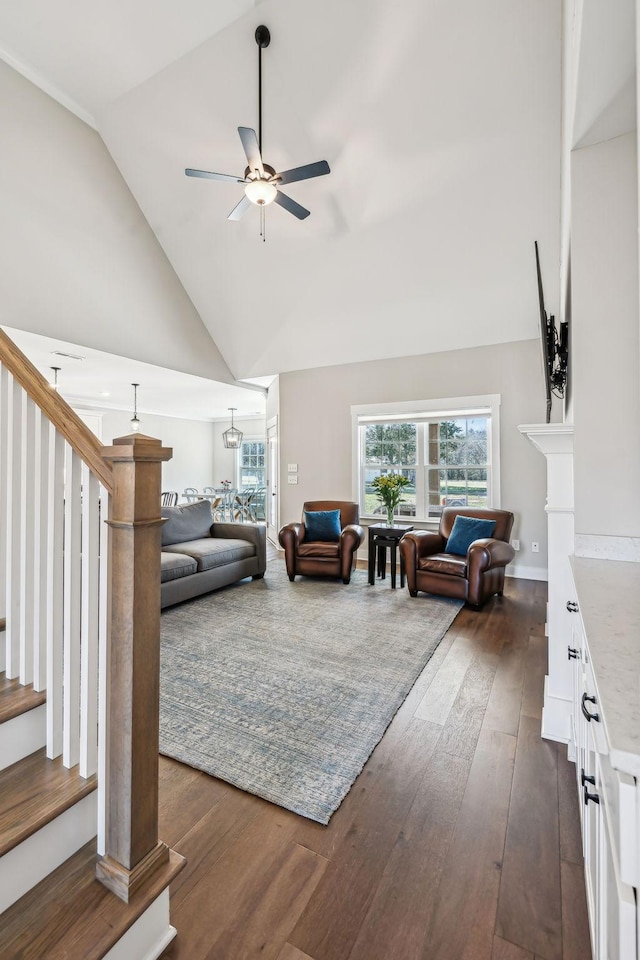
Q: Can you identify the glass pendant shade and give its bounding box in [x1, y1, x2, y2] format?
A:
[223, 407, 243, 449]
[130, 383, 142, 433]
[245, 178, 277, 205]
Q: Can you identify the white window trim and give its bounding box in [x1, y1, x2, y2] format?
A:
[351, 394, 501, 522]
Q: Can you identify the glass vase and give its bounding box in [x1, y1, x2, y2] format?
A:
[386, 505, 394, 527]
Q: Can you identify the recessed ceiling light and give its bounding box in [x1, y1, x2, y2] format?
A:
[100, 391, 111, 397]
[52, 350, 85, 361]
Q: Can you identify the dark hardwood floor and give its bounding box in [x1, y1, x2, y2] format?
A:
[159, 561, 591, 960]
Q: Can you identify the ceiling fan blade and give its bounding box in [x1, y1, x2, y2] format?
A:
[274, 190, 310, 220]
[228, 194, 253, 221]
[185, 168, 247, 184]
[238, 127, 264, 175]
[276, 160, 330, 186]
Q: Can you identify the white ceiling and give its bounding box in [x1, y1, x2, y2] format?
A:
[4, 325, 268, 422]
[0, 0, 258, 124]
[0, 0, 562, 382]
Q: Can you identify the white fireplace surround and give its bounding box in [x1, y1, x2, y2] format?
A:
[518, 423, 574, 744]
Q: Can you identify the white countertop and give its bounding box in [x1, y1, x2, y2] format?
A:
[570, 556, 640, 777]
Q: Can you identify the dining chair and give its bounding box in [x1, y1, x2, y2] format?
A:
[161, 491, 178, 507]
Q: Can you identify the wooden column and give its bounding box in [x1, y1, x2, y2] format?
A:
[95, 433, 173, 903]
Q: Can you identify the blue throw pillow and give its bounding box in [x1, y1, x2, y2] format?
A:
[446, 515, 496, 555]
[304, 509, 342, 542]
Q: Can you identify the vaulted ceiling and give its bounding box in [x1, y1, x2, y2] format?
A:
[0, 0, 562, 382]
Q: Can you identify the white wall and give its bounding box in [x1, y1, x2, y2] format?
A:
[277, 338, 549, 577]
[77, 407, 215, 496]
[0, 59, 233, 384]
[76, 410, 266, 497]
[571, 131, 640, 536]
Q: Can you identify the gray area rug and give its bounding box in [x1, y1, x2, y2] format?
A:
[159, 561, 463, 823]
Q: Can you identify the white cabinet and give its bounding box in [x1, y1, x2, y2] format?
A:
[566, 574, 638, 960]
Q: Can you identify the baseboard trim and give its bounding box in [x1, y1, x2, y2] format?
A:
[505, 564, 548, 581]
[541, 676, 571, 744]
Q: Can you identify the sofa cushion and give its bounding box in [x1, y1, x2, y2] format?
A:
[446, 515, 496, 556]
[298, 541, 341, 558]
[161, 552, 198, 583]
[419, 553, 467, 578]
[164, 538, 255, 572]
[162, 500, 213, 546]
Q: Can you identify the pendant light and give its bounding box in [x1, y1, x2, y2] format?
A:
[130, 383, 142, 433]
[223, 407, 243, 449]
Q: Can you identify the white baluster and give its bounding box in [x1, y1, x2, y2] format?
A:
[46, 429, 64, 759]
[34, 414, 50, 692]
[80, 465, 99, 779]
[6, 378, 22, 678]
[63, 444, 81, 768]
[20, 395, 36, 685]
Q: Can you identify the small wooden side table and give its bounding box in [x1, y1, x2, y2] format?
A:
[367, 524, 414, 589]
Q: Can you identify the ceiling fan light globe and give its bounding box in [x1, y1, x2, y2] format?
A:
[244, 179, 277, 206]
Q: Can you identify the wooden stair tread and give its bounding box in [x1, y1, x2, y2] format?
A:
[0, 840, 185, 960]
[0, 748, 96, 856]
[0, 672, 46, 723]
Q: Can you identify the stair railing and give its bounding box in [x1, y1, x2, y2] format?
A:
[0, 328, 180, 902]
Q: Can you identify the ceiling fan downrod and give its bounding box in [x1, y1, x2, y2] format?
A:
[255, 25, 270, 156]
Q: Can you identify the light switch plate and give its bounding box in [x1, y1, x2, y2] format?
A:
[288, 475, 298, 484]
[288, 463, 298, 472]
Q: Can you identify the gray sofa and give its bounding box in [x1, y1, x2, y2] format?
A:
[161, 499, 266, 608]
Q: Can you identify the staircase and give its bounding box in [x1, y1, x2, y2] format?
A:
[0, 331, 184, 959]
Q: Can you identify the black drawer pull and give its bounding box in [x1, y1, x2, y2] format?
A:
[566, 600, 579, 613]
[568, 646, 579, 660]
[581, 768, 595, 787]
[581, 693, 600, 723]
[584, 784, 600, 806]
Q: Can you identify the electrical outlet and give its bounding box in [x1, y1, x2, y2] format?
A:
[532, 541, 539, 553]
[287, 475, 298, 484]
[511, 539, 520, 551]
[287, 463, 298, 473]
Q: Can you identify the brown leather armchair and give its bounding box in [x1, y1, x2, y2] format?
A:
[399, 507, 515, 607]
[279, 500, 365, 584]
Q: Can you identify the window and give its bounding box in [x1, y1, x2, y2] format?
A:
[238, 439, 266, 488]
[353, 396, 500, 522]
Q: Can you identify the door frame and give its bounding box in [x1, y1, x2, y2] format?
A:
[266, 415, 279, 545]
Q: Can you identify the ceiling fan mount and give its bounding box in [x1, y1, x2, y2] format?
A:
[254, 24, 271, 49]
[185, 24, 330, 238]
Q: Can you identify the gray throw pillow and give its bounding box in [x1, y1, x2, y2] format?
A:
[162, 499, 213, 546]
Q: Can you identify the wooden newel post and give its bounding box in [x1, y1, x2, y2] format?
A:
[96, 433, 173, 903]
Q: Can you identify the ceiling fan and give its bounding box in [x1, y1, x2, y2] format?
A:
[185, 25, 330, 238]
